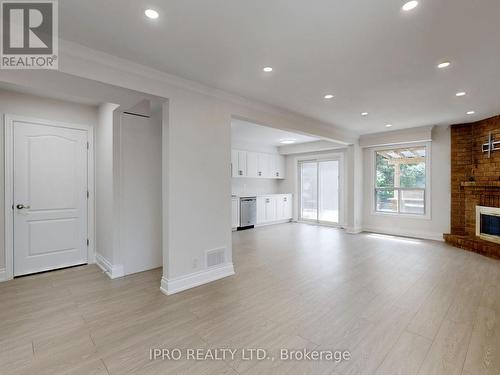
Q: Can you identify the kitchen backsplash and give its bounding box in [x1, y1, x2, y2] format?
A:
[232, 178, 283, 197]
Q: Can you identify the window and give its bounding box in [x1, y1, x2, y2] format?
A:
[375, 145, 427, 215]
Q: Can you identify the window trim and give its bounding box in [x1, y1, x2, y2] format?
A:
[370, 141, 432, 220]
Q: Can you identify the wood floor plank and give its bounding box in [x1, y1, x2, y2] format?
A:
[0, 223, 499, 375]
[417, 319, 472, 375]
[462, 306, 500, 375]
[374, 331, 432, 375]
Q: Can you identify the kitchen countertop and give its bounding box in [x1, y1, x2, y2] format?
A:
[232, 193, 292, 199]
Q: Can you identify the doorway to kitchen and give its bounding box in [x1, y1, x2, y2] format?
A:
[299, 158, 341, 225]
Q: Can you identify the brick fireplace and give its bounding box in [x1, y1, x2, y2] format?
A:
[444, 114, 500, 259]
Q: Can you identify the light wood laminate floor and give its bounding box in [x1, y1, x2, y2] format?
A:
[1, 223, 500, 375]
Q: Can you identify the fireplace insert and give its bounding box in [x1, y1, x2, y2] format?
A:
[476, 206, 500, 244]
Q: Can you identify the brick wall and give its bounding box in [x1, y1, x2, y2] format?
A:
[448, 114, 500, 258]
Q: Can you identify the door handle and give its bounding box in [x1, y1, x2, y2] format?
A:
[16, 204, 30, 210]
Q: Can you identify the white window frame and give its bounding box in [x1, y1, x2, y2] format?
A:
[370, 141, 431, 220]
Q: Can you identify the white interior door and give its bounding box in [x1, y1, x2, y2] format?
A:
[13, 120, 88, 276]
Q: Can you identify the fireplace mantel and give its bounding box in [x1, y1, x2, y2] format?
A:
[461, 181, 500, 189]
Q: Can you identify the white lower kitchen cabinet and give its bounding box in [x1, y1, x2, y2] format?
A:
[276, 194, 292, 221]
[256, 194, 292, 225]
[231, 197, 240, 230]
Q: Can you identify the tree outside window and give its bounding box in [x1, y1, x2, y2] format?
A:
[375, 146, 426, 215]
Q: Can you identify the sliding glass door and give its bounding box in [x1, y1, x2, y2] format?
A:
[299, 159, 340, 224]
[300, 162, 318, 220]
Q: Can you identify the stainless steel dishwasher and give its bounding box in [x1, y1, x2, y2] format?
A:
[239, 197, 256, 229]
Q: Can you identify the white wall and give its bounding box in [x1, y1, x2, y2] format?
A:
[96, 103, 119, 266]
[0, 89, 97, 272]
[0, 41, 359, 293]
[118, 112, 162, 275]
[362, 125, 450, 240]
[96, 104, 163, 278]
[163, 88, 233, 286]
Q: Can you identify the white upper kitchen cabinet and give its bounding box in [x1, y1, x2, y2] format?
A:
[257, 153, 271, 178]
[246, 152, 259, 178]
[231, 150, 238, 177]
[271, 154, 286, 179]
[277, 155, 286, 179]
[232, 149, 247, 177]
[231, 149, 285, 179]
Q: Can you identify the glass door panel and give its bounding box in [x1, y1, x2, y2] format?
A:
[318, 160, 339, 223]
[300, 162, 318, 220]
[299, 159, 340, 224]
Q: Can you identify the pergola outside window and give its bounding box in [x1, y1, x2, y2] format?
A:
[375, 146, 426, 215]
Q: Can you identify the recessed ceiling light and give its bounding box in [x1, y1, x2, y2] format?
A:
[402, 1, 419, 11]
[361, 112, 369, 116]
[280, 139, 297, 145]
[385, 124, 393, 128]
[466, 111, 475, 115]
[263, 67, 273, 73]
[324, 94, 335, 99]
[145, 9, 159, 19]
[437, 61, 451, 69]
[456, 91, 466, 97]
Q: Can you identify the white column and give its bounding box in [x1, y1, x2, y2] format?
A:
[345, 142, 363, 233]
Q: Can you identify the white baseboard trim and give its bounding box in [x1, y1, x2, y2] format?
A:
[255, 219, 292, 228]
[345, 226, 363, 234]
[362, 226, 444, 242]
[0, 268, 7, 282]
[96, 253, 125, 279]
[160, 263, 235, 295]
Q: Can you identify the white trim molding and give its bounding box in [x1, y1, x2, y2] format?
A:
[0, 268, 6, 282]
[96, 253, 125, 279]
[362, 226, 444, 242]
[345, 227, 363, 234]
[160, 263, 235, 295]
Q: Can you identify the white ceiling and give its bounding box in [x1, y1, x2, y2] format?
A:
[232, 119, 320, 147]
[59, 0, 500, 134]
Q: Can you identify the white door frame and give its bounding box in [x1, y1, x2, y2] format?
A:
[4, 114, 95, 281]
